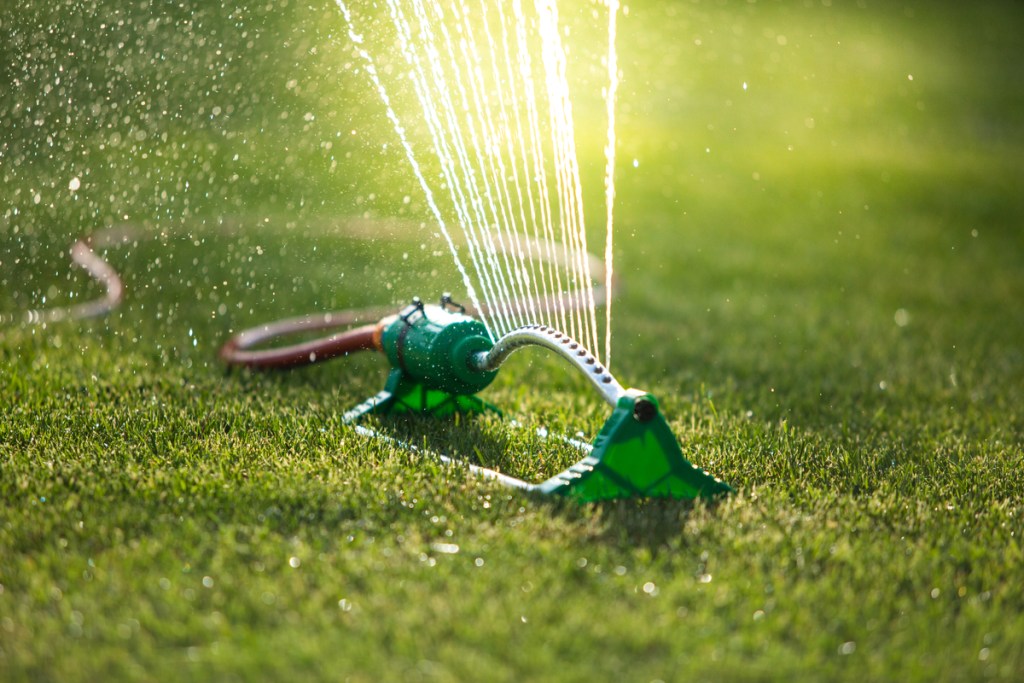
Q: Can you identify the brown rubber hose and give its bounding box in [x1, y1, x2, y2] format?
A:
[218, 310, 386, 370]
[1, 235, 126, 328]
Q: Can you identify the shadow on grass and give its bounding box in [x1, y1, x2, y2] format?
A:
[545, 495, 725, 552]
[372, 409, 588, 484]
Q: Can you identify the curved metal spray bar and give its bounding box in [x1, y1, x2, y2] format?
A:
[470, 325, 626, 407]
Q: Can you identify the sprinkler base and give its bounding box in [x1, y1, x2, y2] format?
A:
[341, 368, 497, 421]
[341, 369, 731, 503]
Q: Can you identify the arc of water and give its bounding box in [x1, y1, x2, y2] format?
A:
[407, 0, 510, 329]
[334, 0, 487, 331]
[371, 0, 495, 328]
[535, 0, 581, 345]
[489, 0, 550, 329]
[336, 0, 612, 357]
[534, 0, 599, 355]
[386, 0, 514, 334]
[427, 0, 531, 328]
[456, 1, 540, 326]
[510, 0, 570, 341]
[406, 0, 527, 333]
[604, 0, 619, 370]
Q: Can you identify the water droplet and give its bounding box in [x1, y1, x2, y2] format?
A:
[430, 543, 459, 555]
[68, 177, 81, 191]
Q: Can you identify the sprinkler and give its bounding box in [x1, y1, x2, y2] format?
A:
[221, 294, 733, 503]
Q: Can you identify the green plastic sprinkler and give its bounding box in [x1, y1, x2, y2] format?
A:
[338, 295, 733, 503]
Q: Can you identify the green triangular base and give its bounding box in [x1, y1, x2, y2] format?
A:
[377, 369, 497, 418]
[538, 392, 732, 502]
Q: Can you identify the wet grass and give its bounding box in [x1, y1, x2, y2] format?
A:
[2, 0, 1024, 681]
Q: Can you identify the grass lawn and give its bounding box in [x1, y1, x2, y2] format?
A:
[2, 0, 1023, 680]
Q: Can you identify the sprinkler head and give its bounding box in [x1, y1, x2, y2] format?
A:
[379, 296, 497, 395]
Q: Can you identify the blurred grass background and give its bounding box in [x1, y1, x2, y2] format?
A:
[2, 0, 1023, 681]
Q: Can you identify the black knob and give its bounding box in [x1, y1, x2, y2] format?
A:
[633, 398, 657, 423]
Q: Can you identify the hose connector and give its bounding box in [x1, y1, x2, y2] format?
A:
[379, 296, 497, 396]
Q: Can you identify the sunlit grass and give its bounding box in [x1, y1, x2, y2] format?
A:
[2, 1, 1023, 681]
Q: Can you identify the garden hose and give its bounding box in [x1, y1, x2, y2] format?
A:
[0, 230, 127, 327]
[217, 311, 381, 370]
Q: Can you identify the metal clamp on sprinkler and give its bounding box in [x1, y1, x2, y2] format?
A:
[295, 295, 732, 503]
